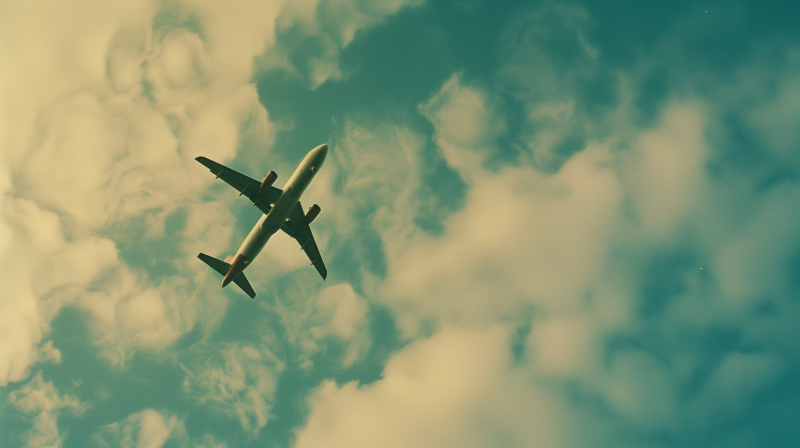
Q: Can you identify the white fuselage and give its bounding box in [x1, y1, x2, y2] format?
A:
[237, 144, 327, 263]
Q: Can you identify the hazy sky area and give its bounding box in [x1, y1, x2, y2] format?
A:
[2, 0, 799, 447]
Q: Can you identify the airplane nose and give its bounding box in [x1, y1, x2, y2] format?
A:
[314, 144, 328, 164]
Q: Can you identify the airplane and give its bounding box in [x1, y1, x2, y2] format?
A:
[195, 143, 328, 298]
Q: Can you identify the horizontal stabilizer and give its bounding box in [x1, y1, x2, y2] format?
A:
[232, 272, 256, 299]
[198, 253, 230, 275]
[198, 253, 256, 299]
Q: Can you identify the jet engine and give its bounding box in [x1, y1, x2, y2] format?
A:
[260, 171, 277, 191]
[305, 204, 321, 224]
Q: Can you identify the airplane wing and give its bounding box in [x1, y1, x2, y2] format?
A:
[195, 156, 282, 214]
[281, 202, 327, 280]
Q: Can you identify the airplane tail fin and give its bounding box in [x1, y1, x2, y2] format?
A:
[197, 253, 256, 299]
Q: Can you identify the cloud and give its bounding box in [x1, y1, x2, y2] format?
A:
[382, 139, 624, 329]
[0, 0, 281, 383]
[0, 0, 427, 387]
[1, 199, 119, 383]
[495, 4, 599, 173]
[621, 105, 708, 238]
[256, 0, 426, 88]
[3, 0, 799, 446]
[297, 4, 800, 444]
[330, 120, 425, 262]
[9, 371, 87, 448]
[295, 326, 612, 448]
[92, 408, 180, 448]
[689, 351, 785, 427]
[282, 118, 426, 288]
[418, 73, 506, 183]
[308, 283, 371, 368]
[183, 342, 285, 435]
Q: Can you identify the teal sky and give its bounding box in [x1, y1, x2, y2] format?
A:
[2, 0, 799, 447]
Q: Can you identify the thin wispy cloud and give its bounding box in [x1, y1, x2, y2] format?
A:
[2, 0, 798, 447]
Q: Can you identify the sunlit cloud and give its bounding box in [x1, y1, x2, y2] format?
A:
[92, 408, 181, 448]
[9, 371, 87, 448]
[2, 0, 798, 446]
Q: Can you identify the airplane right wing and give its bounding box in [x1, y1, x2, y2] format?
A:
[281, 202, 327, 280]
[196, 156, 282, 215]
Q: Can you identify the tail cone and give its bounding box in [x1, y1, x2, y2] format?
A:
[222, 254, 249, 287]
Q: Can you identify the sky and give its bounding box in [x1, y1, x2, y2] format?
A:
[1, 0, 799, 447]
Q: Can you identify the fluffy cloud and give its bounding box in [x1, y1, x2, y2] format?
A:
[330, 120, 425, 264]
[93, 408, 180, 448]
[1, 199, 119, 383]
[4, 0, 798, 446]
[297, 6, 800, 444]
[183, 342, 285, 434]
[278, 118, 426, 289]
[495, 4, 598, 173]
[296, 326, 611, 448]
[0, 0, 428, 388]
[9, 371, 87, 448]
[384, 140, 624, 327]
[307, 283, 371, 368]
[257, 0, 426, 87]
[0, 0, 279, 383]
[419, 73, 507, 183]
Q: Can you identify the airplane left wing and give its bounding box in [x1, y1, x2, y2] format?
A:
[196, 156, 282, 214]
[282, 202, 327, 280]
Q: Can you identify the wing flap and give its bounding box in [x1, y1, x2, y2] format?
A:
[195, 156, 282, 214]
[282, 203, 327, 280]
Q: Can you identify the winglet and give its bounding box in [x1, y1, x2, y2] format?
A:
[314, 260, 327, 280]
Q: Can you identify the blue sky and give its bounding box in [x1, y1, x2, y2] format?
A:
[1, 0, 799, 447]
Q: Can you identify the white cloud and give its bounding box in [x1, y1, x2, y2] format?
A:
[688, 351, 785, 433]
[77, 270, 209, 367]
[0, 0, 423, 386]
[599, 348, 679, 432]
[192, 433, 229, 448]
[9, 371, 87, 448]
[312, 284, 368, 340]
[308, 283, 371, 367]
[93, 408, 180, 448]
[3, 0, 798, 446]
[307, 15, 800, 443]
[296, 326, 611, 448]
[183, 342, 284, 434]
[713, 183, 800, 302]
[330, 120, 425, 263]
[0, 0, 283, 383]
[419, 73, 506, 183]
[0, 199, 120, 383]
[0, 0, 158, 165]
[255, 279, 374, 374]
[527, 315, 598, 376]
[621, 105, 709, 238]
[183, 0, 283, 84]
[382, 141, 623, 330]
[495, 4, 597, 172]
[257, 0, 426, 88]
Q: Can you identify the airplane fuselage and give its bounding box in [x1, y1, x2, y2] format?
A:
[222, 144, 327, 287]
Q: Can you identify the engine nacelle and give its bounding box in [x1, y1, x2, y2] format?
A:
[305, 204, 321, 224]
[260, 171, 277, 191]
